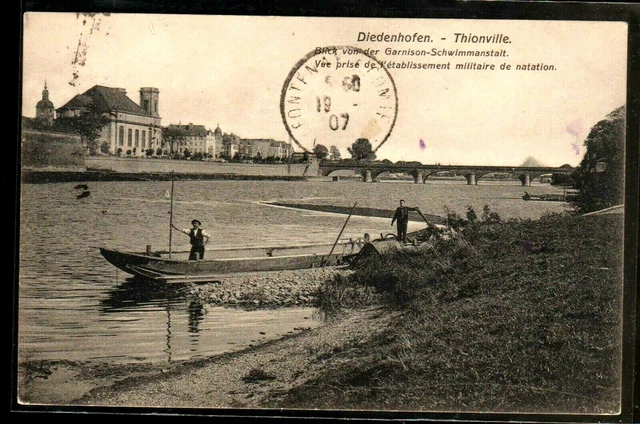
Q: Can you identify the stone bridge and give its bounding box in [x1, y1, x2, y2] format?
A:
[318, 161, 573, 186]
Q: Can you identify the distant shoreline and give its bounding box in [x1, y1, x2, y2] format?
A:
[21, 170, 307, 184]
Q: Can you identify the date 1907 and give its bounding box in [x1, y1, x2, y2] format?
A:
[280, 46, 398, 154]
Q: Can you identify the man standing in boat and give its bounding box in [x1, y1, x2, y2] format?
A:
[172, 219, 211, 260]
[391, 199, 420, 243]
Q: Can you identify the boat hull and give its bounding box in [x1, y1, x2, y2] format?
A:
[100, 245, 352, 283]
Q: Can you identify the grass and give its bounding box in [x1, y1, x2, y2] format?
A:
[276, 212, 624, 413]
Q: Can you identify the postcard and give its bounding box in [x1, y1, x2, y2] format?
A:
[16, 8, 637, 422]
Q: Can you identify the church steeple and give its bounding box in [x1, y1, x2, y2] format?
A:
[42, 81, 49, 100]
[36, 80, 55, 126]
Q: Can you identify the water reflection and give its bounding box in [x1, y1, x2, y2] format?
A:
[187, 301, 205, 355]
[188, 301, 205, 334]
[99, 278, 196, 362]
[99, 277, 183, 313]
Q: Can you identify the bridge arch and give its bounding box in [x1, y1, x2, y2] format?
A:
[420, 170, 465, 183]
[370, 170, 392, 181]
[324, 169, 360, 179]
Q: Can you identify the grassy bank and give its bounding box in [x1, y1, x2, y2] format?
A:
[271, 212, 624, 413]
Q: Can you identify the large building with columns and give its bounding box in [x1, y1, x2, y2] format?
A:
[56, 85, 162, 156]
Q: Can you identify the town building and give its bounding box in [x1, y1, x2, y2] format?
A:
[268, 140, 292, 159]
[220, 132, 241, 159]
[224, 141, 241, 159]
[166, 123, 215, 157]
[242, 138, 272, 159]
[56, 85, 162, 156]
[240, 138, 291, 160]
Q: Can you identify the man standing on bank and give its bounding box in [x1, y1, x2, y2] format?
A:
[391, 199, 419, 243]
[172, 219, 211, 260]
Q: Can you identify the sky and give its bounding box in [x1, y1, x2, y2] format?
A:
[21, 13, 628, 166]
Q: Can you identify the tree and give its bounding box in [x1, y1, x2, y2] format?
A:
[100, 141, 110, 154]
[569, 105, 625, 214]
[52, 104, 111, 155]
[348, 138, 376, 161]
[313, 144, 329, 159]
[161, 126, 188, 155]
[222, 132, 241, 149]
[329, 145, 341, 160]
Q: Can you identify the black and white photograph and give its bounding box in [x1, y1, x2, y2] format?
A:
[14, 2, 639, 422]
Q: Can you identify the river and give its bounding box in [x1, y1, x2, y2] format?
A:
[17, 179, 569, 366]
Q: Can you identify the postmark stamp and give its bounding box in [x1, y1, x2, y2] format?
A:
[280, 46, 398, 155]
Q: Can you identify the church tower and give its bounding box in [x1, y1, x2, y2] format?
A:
[214, 123, 223, 157]
[35, 81, 55, 126]
[139, 87, 160, 117]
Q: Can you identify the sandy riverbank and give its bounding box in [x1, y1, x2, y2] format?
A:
[18, 305, 393, 410]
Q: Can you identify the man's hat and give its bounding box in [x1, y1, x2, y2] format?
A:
[191, 219, 202, 226]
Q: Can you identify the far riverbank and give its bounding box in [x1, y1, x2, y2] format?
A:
[21, 169, 307, 184]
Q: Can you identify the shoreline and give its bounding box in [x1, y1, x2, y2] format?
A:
[21, 169, 308, 183]
[18, 306, 388, 408]
[17, 266, 354, 406]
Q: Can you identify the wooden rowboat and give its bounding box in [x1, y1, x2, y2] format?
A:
[522, 190, 577, 202]
[100, 242, 360, 284]
[100, 172, 364, 284]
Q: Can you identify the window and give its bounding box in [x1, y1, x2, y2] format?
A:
[119, 126, 124, 146]
[135, 130, 139, 148]
[142, 131, 146, 148]
[128, 129, 132, 147]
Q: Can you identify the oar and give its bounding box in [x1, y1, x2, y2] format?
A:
[169, 171, 175, 258]
[323, 202, 357, 266]
[415, 207, 433, 228]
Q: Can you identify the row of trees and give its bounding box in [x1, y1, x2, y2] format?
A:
[29, 105, 111, 155]
[313, 138, 376, 161]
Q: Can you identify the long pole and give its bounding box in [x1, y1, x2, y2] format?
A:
[169, 171, 175, 258]
[323, 202, 357, 266]
[415, 207, 433, 228]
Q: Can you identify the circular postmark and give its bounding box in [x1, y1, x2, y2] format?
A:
[280, 46, 398, 155]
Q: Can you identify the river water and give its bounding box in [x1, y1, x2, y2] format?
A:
[17, 179, 569, 366]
